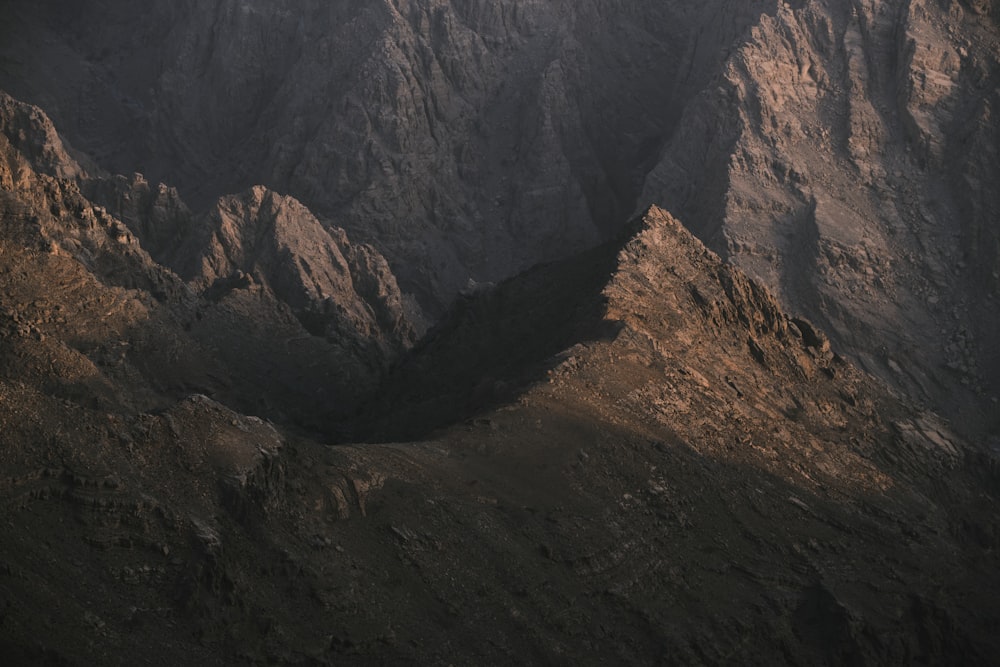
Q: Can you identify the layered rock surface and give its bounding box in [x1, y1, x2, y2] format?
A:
[1, 0, 1000, 662]
[0, 0, 710, 307]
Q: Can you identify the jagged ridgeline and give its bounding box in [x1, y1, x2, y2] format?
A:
[3, 0, 998, 437]
[2, 0, 1000, 663]
[2, 91, 1000, 663]
[0, 91, 415, 430]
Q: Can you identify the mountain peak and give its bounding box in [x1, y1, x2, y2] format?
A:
[0, 90, 85, 186]
[608, 204, 789, 342]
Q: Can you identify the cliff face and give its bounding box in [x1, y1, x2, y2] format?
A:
[4, 160, 998, 661]
[639, 0, 1000, 433]
[104, 181, 419, 361]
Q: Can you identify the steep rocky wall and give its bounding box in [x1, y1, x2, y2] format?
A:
[1, 0, 704, 309]
[3, 90, 1000, 667]
[639, 0, 1000, 435]
[171, 185, 417, 358]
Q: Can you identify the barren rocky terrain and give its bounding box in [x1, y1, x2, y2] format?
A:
[1, 0, 1000, 664]
[3, 0, 997, 437]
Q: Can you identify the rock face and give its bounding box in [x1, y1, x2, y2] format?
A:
[0, 91, 88, 183]
[81, 171, 422, 352]
[0, 0, 688, 308]
[638, 0, 1000, 434]
[2, 0, 1000, 662]
[0, 90, 412, 427]
[182, 187, 415, 353]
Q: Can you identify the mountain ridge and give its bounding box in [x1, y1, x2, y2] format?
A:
[3, 0, 996, 436]
[3, 146, 997, 658]
[638, 0, 1000, 435]
[0, 90, 412, 426]
[2, 1, 1000, 661]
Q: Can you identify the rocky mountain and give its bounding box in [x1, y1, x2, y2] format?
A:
[1, 0, 813, 310]
[2, 0, 1000, 663]
[639, 0, 1000, 436]
[2, 133, 999, 658]
[0, 90, 413, 428]
[2, 0, 997, 437]
[86, 176, 420, 362]
[0, 0, 681, 309]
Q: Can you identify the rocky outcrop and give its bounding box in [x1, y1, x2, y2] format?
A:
[2, 6, 1000, 662]
[83, 172, 420, 358]
[0, 91, 187, 304]
[82, 172, 194, 265]
[3, 97, 1000, 662]
[170, 186, 417, 359]
[334, 205, 1000, 663]
[0, 91, 406, 427]
[0, 90, 87, 183]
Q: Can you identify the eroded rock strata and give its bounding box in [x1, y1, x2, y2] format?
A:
[640, 0, 1000, 435]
